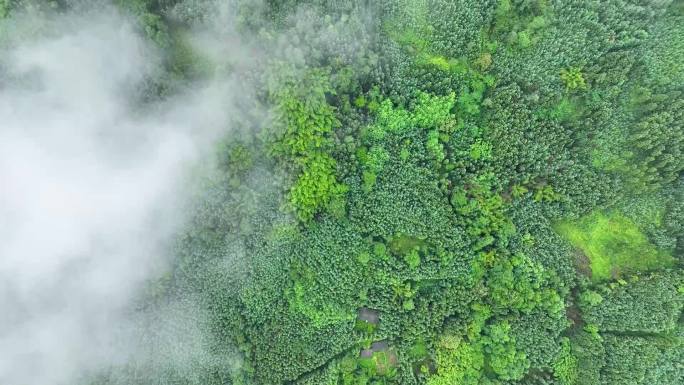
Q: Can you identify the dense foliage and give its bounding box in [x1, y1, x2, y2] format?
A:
[7, 0, 680, 384]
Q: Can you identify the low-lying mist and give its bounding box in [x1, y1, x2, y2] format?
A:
[0, 5, 248, 384]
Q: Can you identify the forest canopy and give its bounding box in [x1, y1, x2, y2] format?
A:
[1, 1, 683, 385]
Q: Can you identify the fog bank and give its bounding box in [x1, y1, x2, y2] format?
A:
[0, 7, 240, 384]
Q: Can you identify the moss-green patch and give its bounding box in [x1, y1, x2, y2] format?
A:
[422, 55, 451, 71]
[388, 235, 428, 256]
[554, 211, 674, 281]
[390, 27, 431, 53]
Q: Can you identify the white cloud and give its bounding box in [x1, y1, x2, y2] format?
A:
[0, 7, 239, 384]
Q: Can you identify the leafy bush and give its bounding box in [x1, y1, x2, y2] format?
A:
[289, 153, 348, 222]
[482, 320, 530, 381]
[427, 335, 483, 385]
[560, 67, 586, 90]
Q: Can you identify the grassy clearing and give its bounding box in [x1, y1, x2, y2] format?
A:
[554, 211, 674, 281]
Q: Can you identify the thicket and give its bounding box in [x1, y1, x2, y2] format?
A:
[13, 0, 679, 384]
